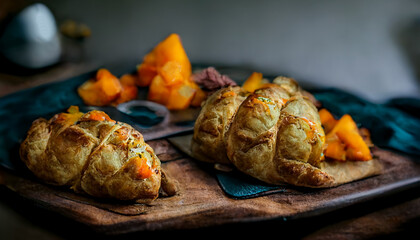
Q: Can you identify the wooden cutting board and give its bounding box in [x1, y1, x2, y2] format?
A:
[1, 138, 419, 234]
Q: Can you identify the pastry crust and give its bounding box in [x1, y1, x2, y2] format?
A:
[20, 108, 173, 201]
[192, 77, 382, 188]
[191, 86, 248, 164]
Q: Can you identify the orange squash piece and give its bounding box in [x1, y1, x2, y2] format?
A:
[77, 80, 97, 104]
[242, 72, 263, 92]
[112, 74, 139, 106]
[116, 85, 138, 104]
[154, 33, 191, 79]
[78, 69, 122, 106]
[136, 63, 157, 87]
[159, 61, 184, 86]
[96, 68, 115, 80]
[326, 114, 356, 139]
[134, 33, 210, 110]
[324, 137, 346, 161]
[327, 114, 372, 161]
[137, 33, 192, 88]
[166, 82, 196, 110]
[345, 146, 370, 162]
[336, 130, 372, 161]
[148, 75, 171, 106]
[320, 109, 373, 162]
[190, 86, 207, 107]
[143, 49, 157, 65]
[137, 48, 158, 86]
[319, 108, 338, 133]
[119, 73, 137, 86]
[136, 34, 197, 110]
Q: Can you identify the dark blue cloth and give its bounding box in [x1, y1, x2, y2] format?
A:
[0, 71, 90, 170]
[216, 170, 287, 199]
[312, 88, 420, 158]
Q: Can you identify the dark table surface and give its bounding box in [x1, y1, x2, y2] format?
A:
[2, 179, 420, 240]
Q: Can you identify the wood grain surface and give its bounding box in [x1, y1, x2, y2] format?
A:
[1, 138, 419, 235]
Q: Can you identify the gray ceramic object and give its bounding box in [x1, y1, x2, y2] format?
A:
[0, 3, 61, 69]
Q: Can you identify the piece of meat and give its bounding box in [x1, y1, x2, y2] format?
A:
[192, 67, 237, 91]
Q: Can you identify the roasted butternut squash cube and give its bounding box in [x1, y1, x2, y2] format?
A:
[78, 69, 122, 106]
[96, 68, 115, 80]
[147, 75, 170, 105]
[324, 138, 346, 161]
[166, 83, 196, 110]
[154, 33, 191, 79]
[137, 33, 192, 88]
[143, 50, 157, 65]
[159, 61, 184, 86]
[136, 33, 196, 109]
[137, 63, 157, 87]
[337, 130, 372, 161]
[319, 108, 338, 134]
[242, 72, 263, 92]
[327, 114, 372, 161]
[119, 73, 138, 86]
[112, 74, 138, 106]
[326, 114, 357, 139]
[190, 86, 207, 107]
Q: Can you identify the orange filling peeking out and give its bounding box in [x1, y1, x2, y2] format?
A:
[221, 91, 236, 98]
[132, 155, 153, 180]
[301, 117, 320, 143]
[55, 106, 84, 124]
[249, 96, 277, 116]
[81, 110, 116, 123]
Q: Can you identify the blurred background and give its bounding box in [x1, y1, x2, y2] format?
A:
[0, 0, 419, 102]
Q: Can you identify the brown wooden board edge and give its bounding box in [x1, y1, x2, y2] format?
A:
[2, 164, 420, 235]
[2, 143, 420, 234]
[282, 176, 420, 221]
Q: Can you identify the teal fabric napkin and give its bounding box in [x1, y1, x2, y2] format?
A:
[312, 88, 420, 158]
[216, 170, 287, 198]
[0, 71, 90, 171]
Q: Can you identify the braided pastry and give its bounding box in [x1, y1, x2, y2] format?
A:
[192, 77, 381, 187]
[20, 106, 176, 201]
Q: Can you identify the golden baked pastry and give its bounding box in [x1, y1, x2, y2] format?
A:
[20, 106, 176, 201]
[192, 77, 382, 188]
[191, 86, 248, 164]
